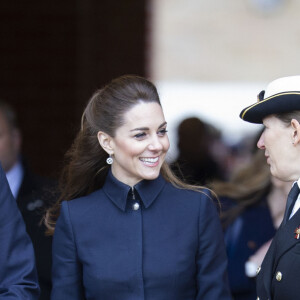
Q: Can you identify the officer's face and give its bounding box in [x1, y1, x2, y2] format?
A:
[108, 102, 170, 187]
[257, 115, 296, 182]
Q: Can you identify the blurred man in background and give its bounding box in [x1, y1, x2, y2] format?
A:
[0, 100, 53, 300]
[0, 162, 40, 298]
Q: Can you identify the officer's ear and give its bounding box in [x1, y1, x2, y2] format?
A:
[291, 119, 300, 145]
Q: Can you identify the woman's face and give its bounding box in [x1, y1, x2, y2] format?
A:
[257, 115, 295, 181]
[109, 101, 170, 187]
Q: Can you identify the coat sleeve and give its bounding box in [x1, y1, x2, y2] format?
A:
[0, 164, 40, 299]
[51, 200, 84, 299]
[195, 192, 232, 300]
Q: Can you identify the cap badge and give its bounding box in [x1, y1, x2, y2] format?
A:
[257, 90, 265, 102]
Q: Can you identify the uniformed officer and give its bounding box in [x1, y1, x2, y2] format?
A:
[240, 75, 300, 300]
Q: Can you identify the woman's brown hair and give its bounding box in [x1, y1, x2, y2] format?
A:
[212, 148, 271, 229]
[45, 75, 209, 235]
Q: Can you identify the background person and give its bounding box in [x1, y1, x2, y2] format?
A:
[212, 148, 291, 300]
[46, 75, 231, 300]
[240, 75, 300, 300]
[0, 163, 40, 298]
[171, 117, 225, 185]
[0, 100, 53, 300]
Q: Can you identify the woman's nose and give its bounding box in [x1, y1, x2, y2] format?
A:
[148, 136, 163, 151]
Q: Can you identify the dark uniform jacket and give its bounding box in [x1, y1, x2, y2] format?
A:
[16, 161, 54, 300]
[256, 207, 300, 299]
[0, 163, 40, 298]
[51, 170, 232, 300]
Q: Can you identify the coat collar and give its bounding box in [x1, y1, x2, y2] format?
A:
[102, 169, 166, 211]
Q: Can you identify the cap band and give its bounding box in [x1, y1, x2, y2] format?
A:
[241, 91, 300, 120]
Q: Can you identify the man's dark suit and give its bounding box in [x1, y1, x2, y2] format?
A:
[15, 162, 53, 300]
[0, 163, 40, 298]
[256, 208, 300, 299]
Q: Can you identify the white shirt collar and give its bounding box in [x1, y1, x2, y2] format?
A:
[6, 160, 24, 199]
[289, 179, 300, 219]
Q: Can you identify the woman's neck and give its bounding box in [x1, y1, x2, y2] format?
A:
[267, 185, 290, 229]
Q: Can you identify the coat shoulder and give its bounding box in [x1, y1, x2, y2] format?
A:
[163, 182, 218, 210]
[62, 189, 104, 209]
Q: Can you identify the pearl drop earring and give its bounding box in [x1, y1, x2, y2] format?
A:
[106, 154, 113, 165]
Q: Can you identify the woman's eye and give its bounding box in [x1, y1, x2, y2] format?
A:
[134, 132, 146, 139]
[158, 129, 168, 136]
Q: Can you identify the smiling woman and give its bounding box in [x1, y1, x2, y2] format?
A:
[97, 102, 170, 186]
[45, 75, 231, 300]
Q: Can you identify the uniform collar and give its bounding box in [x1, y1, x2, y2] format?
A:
[5, 160, 24, 199]
[102, 169, 166, 211]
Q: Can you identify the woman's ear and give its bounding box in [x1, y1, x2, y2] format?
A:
[97, 131, 114, 154]
[291, 119, 300, 145]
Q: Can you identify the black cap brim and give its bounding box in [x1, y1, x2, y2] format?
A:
[240, 92, 300, 124]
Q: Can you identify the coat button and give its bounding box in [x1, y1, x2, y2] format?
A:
[276, 271, 282, 281]
[256, 266, 261, 275]
[132, 202, 140, 210]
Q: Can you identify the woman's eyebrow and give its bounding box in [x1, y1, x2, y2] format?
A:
[158, 121, 167, 129]
[130, 122, 167, 132]
[130, 127, 149, 132]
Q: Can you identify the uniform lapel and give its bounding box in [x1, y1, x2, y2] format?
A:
[257, 210, 300, 299]
[273, 208, 300, 271]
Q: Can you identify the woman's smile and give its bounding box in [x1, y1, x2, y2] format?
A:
[139, 156, 160, 167]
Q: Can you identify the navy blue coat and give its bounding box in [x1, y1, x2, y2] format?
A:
[0, 163, 40, 299]
[51, 170, 231, 300]
[16, 161, 54, 300]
